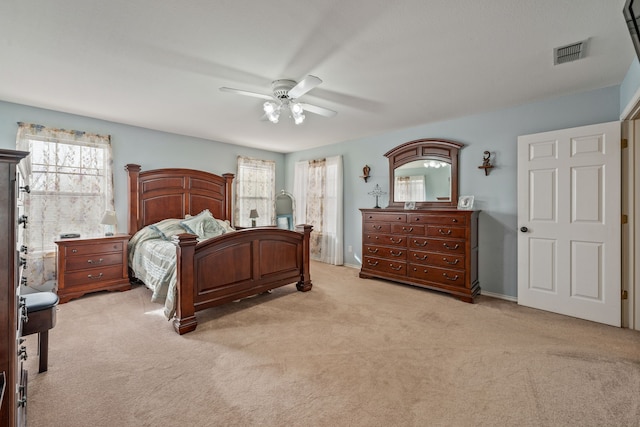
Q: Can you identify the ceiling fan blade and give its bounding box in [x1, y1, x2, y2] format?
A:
[219, 87, 273, 101]
[287, 75, 322, 99]
[298, 103, 337, 118]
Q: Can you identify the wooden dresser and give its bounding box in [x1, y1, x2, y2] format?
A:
[360, 208, 479, 302]
[55, 235, 131, 303]
[0, 149, 29, 427]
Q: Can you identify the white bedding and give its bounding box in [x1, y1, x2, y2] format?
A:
[128, 212, 234, 319]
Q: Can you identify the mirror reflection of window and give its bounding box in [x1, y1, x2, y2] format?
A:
[394, 176, 425, 201]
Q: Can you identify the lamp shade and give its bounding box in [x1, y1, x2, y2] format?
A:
[249, 209, 259, 219]
[100, 210, 118, 225]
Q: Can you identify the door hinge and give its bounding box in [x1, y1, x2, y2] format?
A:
[622, 290, 628, 300]
[622, 138, 628, 149]
[622, 214, 628, 224]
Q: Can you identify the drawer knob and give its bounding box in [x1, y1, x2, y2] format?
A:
[72, 249, 78, 253]
[443, 243, 459, 250]
[88, 273, 104, 279]
[452, 218, 458, 223]
[373, 225, 382, 230]
[443, 257, 459, 265]
[367, 248, 379, 253]
[390, 250, 403, 257]
[389, 237, 403, 244]
[87, 258, 104, 264]
[389, 264, 402, 271]
[438, 228, 452, 235]
[367, 260, 379, 266]
[402, 227, 414, 232]
[413, 240, 427, 247]
[413, 254, 428, 260]
[443, 273, 459, 281]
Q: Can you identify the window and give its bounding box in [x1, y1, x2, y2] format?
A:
[16, 122, 114, 288]
[234, 156, 275, 227]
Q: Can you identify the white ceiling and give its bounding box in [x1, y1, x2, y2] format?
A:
[1, 0, 635, 153]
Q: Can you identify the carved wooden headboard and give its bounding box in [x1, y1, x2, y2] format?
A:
[125, 164, 234, 235]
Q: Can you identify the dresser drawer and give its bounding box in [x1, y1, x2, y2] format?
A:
[408, 250, 465, 268]
[63, 264, 126, 287]
[364, 244, 407, 260]
[64, 241, 124, 257]
[363, 256, 406, 275]
[363, 212, 407, 223]
[426, 225, 466, 239]
[391, 224, 426, 235]
[363, 223, 391, 233]
[65, 252, 123, 272]
[408, 214, 466, 225]
[363, 233, 407, 247]
[408, 264, 466, 287]
[408, 237, 466, 255]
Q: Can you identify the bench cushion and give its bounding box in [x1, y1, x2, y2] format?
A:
[24, 292, 59, 313]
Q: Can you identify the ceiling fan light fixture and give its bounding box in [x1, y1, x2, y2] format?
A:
[290, 102, 305, 125]
[263, 101, 280, 123]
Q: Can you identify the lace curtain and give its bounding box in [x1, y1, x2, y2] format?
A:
[15, 122, 114, 289]
[234, 156, 275, 227]
[293, 155, 343, 265]
[394, 175, 425, 201]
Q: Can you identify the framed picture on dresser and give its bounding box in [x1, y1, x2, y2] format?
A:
[457, 195, 474, 210]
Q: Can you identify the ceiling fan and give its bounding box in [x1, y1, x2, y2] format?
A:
[220, 75, 337, 125]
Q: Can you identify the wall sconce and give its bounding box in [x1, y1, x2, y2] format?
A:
[478, 151, 494, 176]
[361, 165, 371, 182]
[100, 210, 117, 236]
[249, 209, 259, 227]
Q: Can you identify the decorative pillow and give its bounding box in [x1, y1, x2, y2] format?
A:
[149, 218, 186, 240]
[215, 219, 235, 233]
[180, 209, 225, 240]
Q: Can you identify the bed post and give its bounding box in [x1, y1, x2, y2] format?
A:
[296, 224, 313, 292]
[222, 173, 234, 225]
[125, 164, 141, 235]
[172, 233, 199, 335]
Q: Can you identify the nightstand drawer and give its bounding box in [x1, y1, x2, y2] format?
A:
[63, 264, 126, 287]
[65, 252, 123, 272]
[63, 241, 124, 257]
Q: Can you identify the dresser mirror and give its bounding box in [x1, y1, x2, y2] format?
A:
[275, 190, 295, 230]
[385, 138, 463, 208]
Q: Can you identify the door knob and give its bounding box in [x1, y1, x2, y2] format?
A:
[520, 226, 528, 233]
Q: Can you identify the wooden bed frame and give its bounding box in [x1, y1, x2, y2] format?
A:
[125, 164, 312, 335]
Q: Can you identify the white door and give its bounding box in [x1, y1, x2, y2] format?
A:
[517, 121, 621, 326]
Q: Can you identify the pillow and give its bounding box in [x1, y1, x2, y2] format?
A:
[149, 218, 186, 240]
[216, 219, 235, 233]
[180, 209, 225, 240]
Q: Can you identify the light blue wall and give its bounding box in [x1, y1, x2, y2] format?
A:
[284, 85, 621, 298]
[0, 101, 286, 233]
[621, 58, 640, 114]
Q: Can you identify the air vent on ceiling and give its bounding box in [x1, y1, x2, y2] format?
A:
[554, 39, 588, 65]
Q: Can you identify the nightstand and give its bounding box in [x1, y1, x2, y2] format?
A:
[55, 234, 131, 303]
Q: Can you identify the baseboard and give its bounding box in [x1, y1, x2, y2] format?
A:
[343, 263, 360, 269]
[481, 290, 517, 302]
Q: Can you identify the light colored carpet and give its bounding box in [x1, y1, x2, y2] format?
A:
[24, 261, 640, 426]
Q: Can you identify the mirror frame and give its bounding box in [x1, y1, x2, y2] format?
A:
[385, 138, 464, 209]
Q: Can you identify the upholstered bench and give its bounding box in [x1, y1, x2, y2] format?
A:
[22, 292, 59, 373]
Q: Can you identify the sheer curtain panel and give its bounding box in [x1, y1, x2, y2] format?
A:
[293, 155, 343, 265]
[15, 122, 114, 289]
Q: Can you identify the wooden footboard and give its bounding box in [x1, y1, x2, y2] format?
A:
[171, 225, 312, 334]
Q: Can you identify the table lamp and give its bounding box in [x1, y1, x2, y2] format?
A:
[249, 209, 259, 227]
[100, 210, 117, 236]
